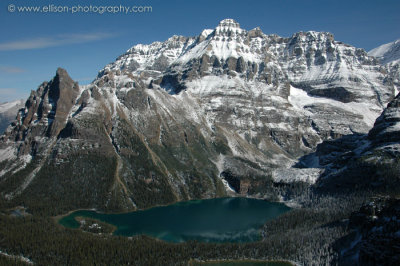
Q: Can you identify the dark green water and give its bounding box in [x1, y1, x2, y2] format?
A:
[59, 197, 290, 243]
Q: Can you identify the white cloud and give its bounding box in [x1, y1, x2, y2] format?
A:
[0, 32, 115, 51]
[0, 66, 26, 74]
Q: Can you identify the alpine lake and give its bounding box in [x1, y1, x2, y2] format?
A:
[59, 197, 290, 243]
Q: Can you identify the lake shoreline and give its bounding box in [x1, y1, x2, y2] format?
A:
[54, 195, 298, 240]
[54, 194, 298, 221]
[53, 208, 98, 223]
[58, 197, 291, 243]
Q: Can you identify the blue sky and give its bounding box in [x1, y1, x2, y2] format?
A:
[1, 0, 399, 102]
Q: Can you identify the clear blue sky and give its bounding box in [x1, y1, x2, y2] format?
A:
[1, 0, 399, 102]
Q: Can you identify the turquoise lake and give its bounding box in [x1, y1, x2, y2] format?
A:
[59, 197, 290, 243]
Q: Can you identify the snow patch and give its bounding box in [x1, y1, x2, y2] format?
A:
[288, 86, 381, 127]
[0, 99, 24, 113]
[11, 154, 32, 174]
[272, 168, 323, 184]
[0, 146, 17, 162]
[221, 178, 236, 193]
[0, 250, 33, 264]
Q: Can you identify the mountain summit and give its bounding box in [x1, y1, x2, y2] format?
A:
[0, 19, 397, 214]
[215, 18, 243, 34]
[369, 39, 400, 65]
[369, 39, 400, 96]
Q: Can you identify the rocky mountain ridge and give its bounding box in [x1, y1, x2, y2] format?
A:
[0, 19, 398, 214]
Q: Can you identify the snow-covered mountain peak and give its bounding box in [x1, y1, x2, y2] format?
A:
[95, 19, 393, 110]
[214, 18, 244, 36]
[369, 39, 400, 96]
[216, 18, 241, 29]
[174, 19, 264, 65]
[97, 34, 196, 78]
[369, 39, 400, 65]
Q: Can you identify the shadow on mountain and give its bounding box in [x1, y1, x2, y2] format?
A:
[294, 133, 366, 170]
[294, 133, 400, 195]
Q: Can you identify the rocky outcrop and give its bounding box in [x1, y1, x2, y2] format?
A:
[1, 68, 80, 156]
[46, 68, 80, 136]
[368, 92, 400, 144]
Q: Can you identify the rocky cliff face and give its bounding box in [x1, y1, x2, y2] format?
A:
[2, 68, 80, 152]
[0, 19, 397, 214]
[369, 92, 400, 144]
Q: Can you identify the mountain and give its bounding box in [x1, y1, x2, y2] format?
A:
[369, 39, 400, 65]
[0, 19, 396, 215]
[0, 99, 24, 134]
[305, 91, 400, 193]
[369, 39, 400, 98]
[302, 40, 400, 192]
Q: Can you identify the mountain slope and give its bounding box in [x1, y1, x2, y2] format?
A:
[314, 92, 400, 193]
[0, 19, 396, 214]
[369, 39, 400, 96]
[0, 99, 24, 134]
[369, 39, 400, 65]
